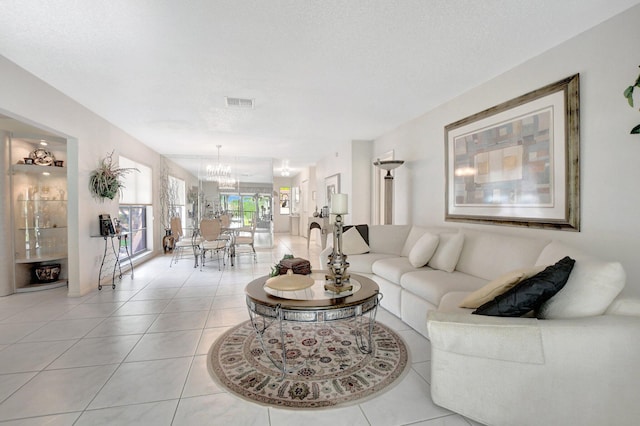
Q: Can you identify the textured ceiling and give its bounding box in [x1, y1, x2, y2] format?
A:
[1, 0, 639, 182]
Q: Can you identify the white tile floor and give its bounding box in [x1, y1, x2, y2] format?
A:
[0, 234, 482, 426]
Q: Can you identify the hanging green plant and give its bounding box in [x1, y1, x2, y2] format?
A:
[623, 65, 640, 134]
[89, 151, 138, 201]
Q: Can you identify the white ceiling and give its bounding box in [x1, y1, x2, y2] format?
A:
[1, 0, 639, 182]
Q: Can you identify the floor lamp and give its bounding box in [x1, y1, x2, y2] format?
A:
[373, 159, 404, 225]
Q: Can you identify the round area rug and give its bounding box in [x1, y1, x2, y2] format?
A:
[208, 319, 409, 409]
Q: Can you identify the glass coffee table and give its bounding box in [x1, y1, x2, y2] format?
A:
[245, 271, 382, 377]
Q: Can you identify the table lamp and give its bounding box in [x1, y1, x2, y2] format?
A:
[325, 193, 352, 293]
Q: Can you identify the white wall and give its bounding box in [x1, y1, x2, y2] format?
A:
[316, 149, 349, 211]
[373, 5, 640, 297]
[351, 140, 373, 225]
[292, 166, 316, 238]
[0, 56, 195, 296]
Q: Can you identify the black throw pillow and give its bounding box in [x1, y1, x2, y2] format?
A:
[342, 224, 369, 245]
[473, 256, 575, 317]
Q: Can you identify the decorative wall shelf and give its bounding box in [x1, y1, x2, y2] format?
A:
[9, 133, 69, 293]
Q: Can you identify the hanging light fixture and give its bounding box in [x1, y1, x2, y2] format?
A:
[217, 174, 237, 190]
[206, 145, 232, 183]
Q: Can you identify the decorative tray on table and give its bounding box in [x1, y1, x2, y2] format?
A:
[263, 272, 361, 300]
[265, 270, 314, 291]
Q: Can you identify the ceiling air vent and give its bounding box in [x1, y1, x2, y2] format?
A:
[225, 97, 255, 109]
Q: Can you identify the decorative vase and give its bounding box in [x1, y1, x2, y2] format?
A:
[162, 233, 175, 253]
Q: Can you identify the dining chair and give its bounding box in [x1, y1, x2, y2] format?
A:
[218, 214, 233, 243]
[199, 218, 227, 271]
[231, 216, 257, 264]
[219, 214, 231, 229]
[170, 217, 200, 268]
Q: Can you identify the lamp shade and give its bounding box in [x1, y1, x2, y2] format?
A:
[373, 159, 404, 171]
[331, 193, 348, 214]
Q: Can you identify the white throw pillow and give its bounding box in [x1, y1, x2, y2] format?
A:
[459, 265, 546, 309]
[341, 226, 370, 255]
[428, 232, 464, 273]
[538, 260, 626, 319]
[408, 232, 439, 268]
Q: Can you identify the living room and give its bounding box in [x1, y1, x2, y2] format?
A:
[1, 4, 639, 299]
[0, 3, 639, 425]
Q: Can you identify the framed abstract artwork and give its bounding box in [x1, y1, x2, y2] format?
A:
[324, 174, 340, 206]
[445, 74, 580, 231]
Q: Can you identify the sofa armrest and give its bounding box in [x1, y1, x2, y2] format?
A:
[428, 311, 640, 425]
[428, 310, 640, 364]
[606, 297, 640, 316]
[427, 311, 544, 363]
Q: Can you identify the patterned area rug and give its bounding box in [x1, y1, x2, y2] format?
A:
[208, 319, 409, 409]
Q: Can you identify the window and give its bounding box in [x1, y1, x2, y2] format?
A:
[242, 195, 257, 226]
[219, 193, 271, 228]
[119, 157, 152, 205]
[224, 194, 241, 223]
[118, 156, 152, 259]
[118, 206, 147, 258]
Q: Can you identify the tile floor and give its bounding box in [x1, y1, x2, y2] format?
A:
[0, 234, 482, 426]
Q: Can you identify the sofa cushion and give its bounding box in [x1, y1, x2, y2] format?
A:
[428, 232, 464, 273]
[459, 265, 546, 309]
[438, 292, 475, 314]
[343, 252, 397, 274]
[368, 225, 412, 255]
[372, 257, 417, 284]
[399, 226, 451, 256]
[538, 260, 625, 319]
[401, 269, 487, 306]
[342, 225, 370, 255]
[456, 229, 550, 281]
[473, 256, 575, 317]
[535, 240, 593, 265]
[408, 232, 439, 267]
[400, 226, 430, 257]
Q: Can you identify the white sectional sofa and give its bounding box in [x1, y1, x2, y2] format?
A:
[320, 224, 640, 425]
[321, 225, 555, 336]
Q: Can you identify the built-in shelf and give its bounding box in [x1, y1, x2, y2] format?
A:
[15, 280, 67, 293]
[17, 226, 68, 231]
[12, 163, 67, 175]
[10, 133, 68, 292]
[16, 198, 67, 201]
[15, 253, 68, 263]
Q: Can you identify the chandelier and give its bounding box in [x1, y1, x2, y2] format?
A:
[217, 174, 237, 190]
[206, 145, 234, 187]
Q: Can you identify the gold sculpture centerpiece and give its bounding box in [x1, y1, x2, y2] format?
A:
[325, 193, 352, 294]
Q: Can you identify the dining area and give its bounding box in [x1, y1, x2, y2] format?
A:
[169, 213, 258, 271]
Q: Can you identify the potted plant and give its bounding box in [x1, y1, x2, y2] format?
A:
[623, 65, 640, 134]
[158, 158, 179, 234]
[89, 151, 137, 201]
